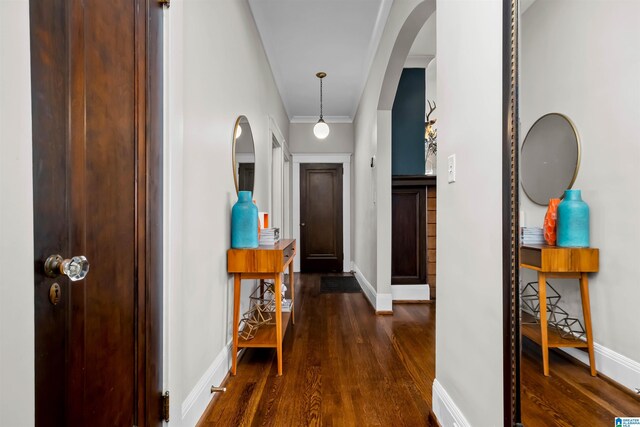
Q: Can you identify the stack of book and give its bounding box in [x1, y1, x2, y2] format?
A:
[259, 227, 280, 245]
[521, 227, 545, 245]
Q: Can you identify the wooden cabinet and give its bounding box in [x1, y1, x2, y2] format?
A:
[520, 244, 599, 376]
[227, 239, 296, 376]
[391, 176, 436, 287]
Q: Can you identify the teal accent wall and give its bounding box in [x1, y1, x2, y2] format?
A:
[392, 68, 425, 175]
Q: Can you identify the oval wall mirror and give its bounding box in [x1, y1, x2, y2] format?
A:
[521, 113, 581, 205]
[232, 115, 255, 194]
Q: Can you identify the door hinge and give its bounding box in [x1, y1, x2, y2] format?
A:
[162, 391, 170, 422]
[159, 0, 170, 8]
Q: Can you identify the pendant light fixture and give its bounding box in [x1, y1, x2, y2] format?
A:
[313, 72, 330, 140]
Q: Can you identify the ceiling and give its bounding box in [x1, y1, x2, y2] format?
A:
[249, 0, 393, 122]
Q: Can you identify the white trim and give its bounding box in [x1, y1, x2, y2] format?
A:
[269, 115, 287, 150]
[290, 115, 354, 124]
[292, 153, 352, 273]
[404, 54, 435, 68]
[352, 262, 393, 312]
[560, 343, 640, 394]
[181, 341, 233, 426]
[432, 379, 471, 427]
[391, 284, 430, 301]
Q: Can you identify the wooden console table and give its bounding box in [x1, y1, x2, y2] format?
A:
[227, 239, 296, 376]
[520, 245, 599, 376]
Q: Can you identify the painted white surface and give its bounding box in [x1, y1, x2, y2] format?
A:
[352, 0, 435, 300]
[0, 1, 35, 424]
[391, 285, 430, 301]
[289, 123, 354, 154]
[352, 262, 393, 312]
[180, 341, 234, 426]
[435, 0, 504, 425]
[292, 153, 351, 273]
[432, 379, 471, 427]
[249, 0, 392, 120]
[409, 12, 436, 57]
[520, 0, 640, 374]
[165, 0, 290, 423]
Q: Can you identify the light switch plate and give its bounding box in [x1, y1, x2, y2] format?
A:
[447, 154, 456, 183]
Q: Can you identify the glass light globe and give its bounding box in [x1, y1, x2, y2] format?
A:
[313, 119, 330, 139]
[235, 124, 242, 138]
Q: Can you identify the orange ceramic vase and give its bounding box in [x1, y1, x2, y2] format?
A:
[543, 198, 561, 245]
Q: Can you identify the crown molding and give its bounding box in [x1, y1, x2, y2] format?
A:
[290, 116, 353, 124]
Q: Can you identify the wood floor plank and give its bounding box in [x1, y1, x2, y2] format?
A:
[521, 338, 640, 426]
[198, 273, 639, 427]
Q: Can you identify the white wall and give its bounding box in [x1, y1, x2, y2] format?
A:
[521, 0, 640, 367]
[0, 0, 35, 424]
[352, 0, 426, 302]
[434, 0, 504, 425]
[289, 122, 354, 154]
[165, 0, 290, 424]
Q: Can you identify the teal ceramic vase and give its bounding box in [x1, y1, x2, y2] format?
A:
[231, 191, 259, 248]
[557, 189, 589, 248]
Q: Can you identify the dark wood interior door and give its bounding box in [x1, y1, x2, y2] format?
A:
[391, 186, 427, 284]
[239, 163, 255, 193]
[300, 163, 343, 272]
[30, 0, 163, 426]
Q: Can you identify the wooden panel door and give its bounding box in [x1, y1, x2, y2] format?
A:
[391, 187, 426, 284]
[30, 0, 163, 426]
[239, 163, 255, 193]
[300, 163, 343, 272]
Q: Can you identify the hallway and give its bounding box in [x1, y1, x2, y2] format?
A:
[199, 274, 436, 426]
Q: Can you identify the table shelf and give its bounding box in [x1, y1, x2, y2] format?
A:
[238, 312, 291, 348]
[521, 312, 588, 349]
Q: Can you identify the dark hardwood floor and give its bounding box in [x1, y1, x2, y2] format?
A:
[521, 338, 640, 426]
[198, 273, 640, 426]
[199, 273, 435, 426]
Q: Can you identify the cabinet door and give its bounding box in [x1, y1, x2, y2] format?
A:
[392, 187, 426, 284]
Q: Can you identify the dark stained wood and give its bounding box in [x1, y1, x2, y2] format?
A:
[391, 187, 427, 284]
[144, 0, 165, 424]
[300, 164, 344, 272]
[427, 185, 437, 297]
[198, 273, 639, 426]
[238, 163, 255, 193]
[198, 273, 435, 426]
[521, 338, 640, 426]
[30, 0, 163, 425]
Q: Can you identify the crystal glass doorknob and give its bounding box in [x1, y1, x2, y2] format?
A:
[45, 254, 90, 281]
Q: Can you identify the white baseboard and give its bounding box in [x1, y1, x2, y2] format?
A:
[352, 262, 393, 312]
[561, 343, 640, 394]
[391, 284, 430, 301]
[432, 379, 471, 427]
[181, 341, 233, 426]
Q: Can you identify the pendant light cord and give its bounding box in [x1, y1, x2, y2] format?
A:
[319, 77, 324, 120]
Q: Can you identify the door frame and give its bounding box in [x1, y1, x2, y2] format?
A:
[293, 153, 351, 272]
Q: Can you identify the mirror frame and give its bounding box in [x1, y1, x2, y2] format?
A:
[502, 0, 521, 425]
[520, 112, 582, 206]
[231, 115, 255, 195]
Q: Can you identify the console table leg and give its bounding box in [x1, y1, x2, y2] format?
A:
[538, 272, 550, 376]
[580, 273, 597, 376]
[232, 273, 241, 375]
[275, 273, 283, 376]
[289, 261, 295, 325]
